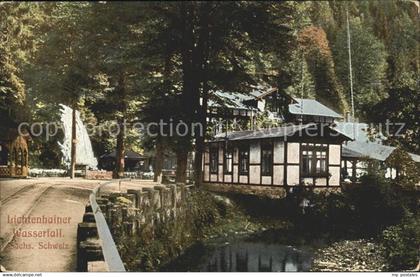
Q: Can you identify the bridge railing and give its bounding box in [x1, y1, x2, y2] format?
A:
[90, 180, 127, 272]
[77, 179, 192, 272]
[77, 179, 129, 272]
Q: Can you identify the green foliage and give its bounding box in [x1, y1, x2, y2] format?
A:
[343, 174, 408, 235]
[371, 86, 420, 154]
[117, 191, 228, 271]
[298, 26, 349, 113]
[285, 172, 417, 238]
[385, 148, 420, 188]
[28, 3, 92, 106]
[332, 19, 387, 117]
[380, 212, 420, 271]
[116, 190, 264, 271]
[0, 3, 44, 121]
[254, 111, 281, 129]
[2, 1, 418, 175]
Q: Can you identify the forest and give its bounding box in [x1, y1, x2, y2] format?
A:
[1, 1, 419, 182]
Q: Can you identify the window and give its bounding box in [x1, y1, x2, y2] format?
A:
[261, 142, 273, 176]
[301, 143, 328, 176]
[239, 146, 249, 175]
[210, 147, 218, 174]
[224, 148, 233, 174]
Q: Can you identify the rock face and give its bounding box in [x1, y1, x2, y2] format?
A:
[311, 240, 386, 272]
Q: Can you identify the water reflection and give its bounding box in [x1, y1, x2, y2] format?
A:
[163, 240, 313, 272]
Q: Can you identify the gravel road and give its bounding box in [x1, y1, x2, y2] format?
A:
[0, 177, 156, 272]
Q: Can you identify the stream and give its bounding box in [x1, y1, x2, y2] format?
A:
[162, 236, 314, 272]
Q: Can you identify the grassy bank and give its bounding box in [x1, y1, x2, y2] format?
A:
[116, 190, 265, 271]
[116, 173, 419, 272]
[224, 173, 419, 271]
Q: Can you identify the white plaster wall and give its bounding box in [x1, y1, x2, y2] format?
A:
[302, 178, 313, 186]
[385, 168, 397, 179]
[250, 141, 260, 164]
[204, 165, 209, 182]
[204, 148, 209, 163]
[224, 174, 232, 183]
[233, 165, 238, 183]
[315, 178, 327, 186]
[249, 165, 260, 184]
[287, 165, 300, 185]
[233, 148, 238, 164]
[329, 166, 340, 186]
[210, 174, 218, 182]
[239, 175, 248, 184]
[218, 146, 224, 163]
[329, 144, 341, 165]
[218, 165, 223, 181]
[287, 143, 300, 164]
[273, 165, 284, 185]
[273, 141, 284, 164]
[257, 99, 265, 111]
[262, 176, 271, 185]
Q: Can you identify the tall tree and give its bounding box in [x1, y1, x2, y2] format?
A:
[298, 26, 349, 113]
[332, 19, 387, 118]
[371, 86, 420, 155]
[29, 3, 92, 178]
[84, 2, 147, 178]
[0, 3, 43, 123]
[141, 2, 295, 185]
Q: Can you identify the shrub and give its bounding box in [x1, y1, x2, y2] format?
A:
[385, 148, 420, 189]
[380, 212, 420, 271]
[343, 173, 408, 235]
[288, 172, 417, 237]
[117, 190, 230, 271]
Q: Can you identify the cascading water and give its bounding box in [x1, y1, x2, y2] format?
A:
[58, 104, 98, 169]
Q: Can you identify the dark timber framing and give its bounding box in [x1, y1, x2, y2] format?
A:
[202, 124, 351, 190]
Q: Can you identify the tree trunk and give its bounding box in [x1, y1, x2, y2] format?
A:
[153, 137, 164, 183]
[175, 4, 194, 184]
[70, 104, 77, 179]
[175, 147, 188, 183]
[113, 118, 125, 179]
[113, 73, 126, 179]
[194, 79, 208, 187]
[193, 4, 210, 187]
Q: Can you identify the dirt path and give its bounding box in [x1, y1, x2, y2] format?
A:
[0, 179, 97, 271]
[0, 178, 157, 271]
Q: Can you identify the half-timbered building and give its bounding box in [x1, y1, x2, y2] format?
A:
[202, 123, 352, 196]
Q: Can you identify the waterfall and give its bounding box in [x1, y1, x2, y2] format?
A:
[58, 104, 98, 169]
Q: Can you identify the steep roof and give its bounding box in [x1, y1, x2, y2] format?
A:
[208, 90, 256, 111]
[342, 142, 420, 163]
[336, 122, 420, 163]
[289, 99, 343, 119]
[249, 86, 279, 100]
[100, 150, 144, 160]
[343, 141, 395, 161]
[334, 122, 386, 142]
[212, 123, 352, 142]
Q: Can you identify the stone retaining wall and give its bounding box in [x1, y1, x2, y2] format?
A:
[202, 183, 288, 199]
[76, 183, 192, 272]
[203, 183, 342, 199]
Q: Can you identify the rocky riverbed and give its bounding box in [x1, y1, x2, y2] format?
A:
[311, 239, 387, 272]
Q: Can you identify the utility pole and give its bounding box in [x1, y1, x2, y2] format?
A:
[300, 52, 305, 124]
[346, 8, 356, 138]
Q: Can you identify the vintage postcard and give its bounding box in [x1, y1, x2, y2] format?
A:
[0, 1, 419, 276]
